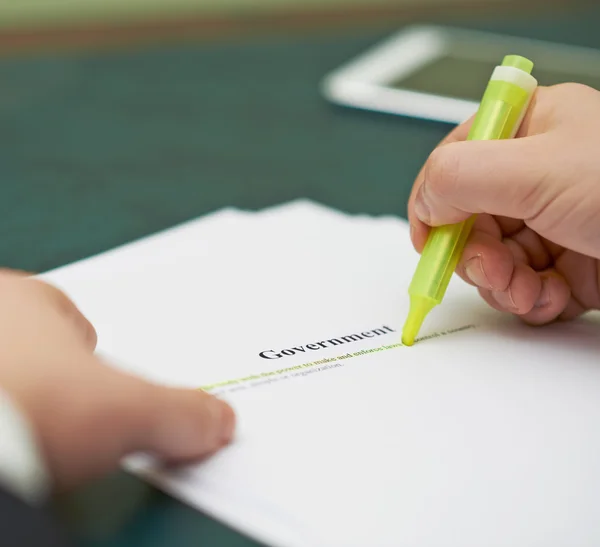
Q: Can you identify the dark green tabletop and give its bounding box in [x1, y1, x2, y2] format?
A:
[1, 4, 599, 546]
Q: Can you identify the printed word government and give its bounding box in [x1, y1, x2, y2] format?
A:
[258, 325, 396, 360]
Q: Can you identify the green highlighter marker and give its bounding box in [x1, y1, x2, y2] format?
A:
[402, 55, 538, 346]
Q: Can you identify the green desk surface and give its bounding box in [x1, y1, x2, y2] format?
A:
[1, 5, 599, 546]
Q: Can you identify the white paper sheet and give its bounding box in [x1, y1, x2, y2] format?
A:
[42, 201, 600, 547]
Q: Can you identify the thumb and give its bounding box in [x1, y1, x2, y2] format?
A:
[413, 136, 553, 226]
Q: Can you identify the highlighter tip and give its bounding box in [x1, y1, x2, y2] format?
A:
[402, 295, 436, 346]
[401, 327, 416, 347]
[402, 322, 421, 346]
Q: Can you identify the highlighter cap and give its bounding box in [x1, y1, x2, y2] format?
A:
[501, 55, 534, 74]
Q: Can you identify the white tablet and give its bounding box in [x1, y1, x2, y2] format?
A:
[321, 25, 600, 124]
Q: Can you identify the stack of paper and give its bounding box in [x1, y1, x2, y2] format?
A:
[42, 201, 600, 547]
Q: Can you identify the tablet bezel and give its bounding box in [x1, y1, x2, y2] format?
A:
[321, 25, 600, 124]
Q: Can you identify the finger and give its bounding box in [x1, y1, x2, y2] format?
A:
[457, 231, 514, 291]
[47, 363, 236, 489]
[408, 117, 474, 252]
[519, 270, 571, 325]
[412, 134, 558, 227]
[28, 279, 98, 351]
[472, 213, 503, 240]
[558, 297, 587, 322]
[109, 371, 235, 463]
[495, 216, 525, 237]
[488, 262, 542, 315]
[135, 385, 236, 464]
[506, 226, 553, 271]
[555, 252, 600, 311]
[540, 236, 565, 261]
[478, 287, 508, 315]
[503, 238, 529, 264]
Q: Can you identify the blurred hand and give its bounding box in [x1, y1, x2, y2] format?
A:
[409, 83, 600, 324]
[0, 270, 235, 490]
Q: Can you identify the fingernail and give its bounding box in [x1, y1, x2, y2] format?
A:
[491, 288, 518, 312]
[464, 256, 492, 289]
[414, 185, 430, 224]
[534, 278, 551, 308]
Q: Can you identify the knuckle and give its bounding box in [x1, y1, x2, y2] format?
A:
[550, 82, 597, 101]
[534, 83, 599, 128]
